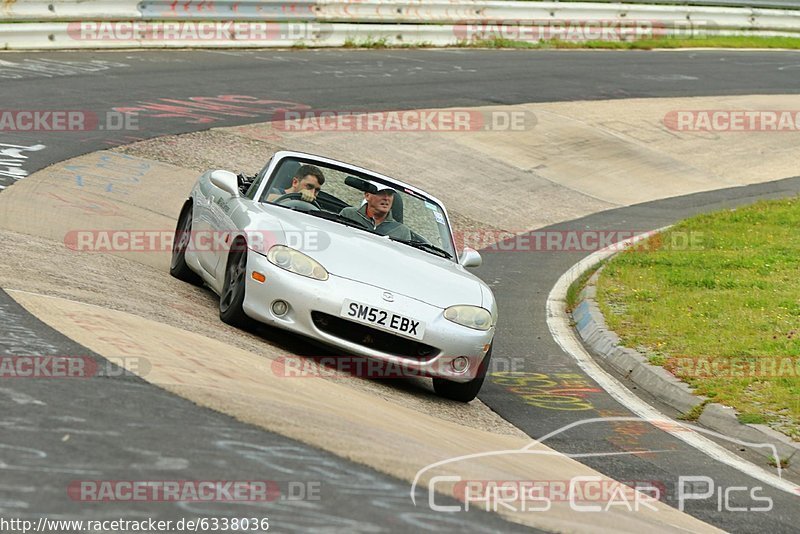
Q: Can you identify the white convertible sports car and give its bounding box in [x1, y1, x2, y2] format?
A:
[170, 151, 497, 402]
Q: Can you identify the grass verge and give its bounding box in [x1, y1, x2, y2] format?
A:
[342, 37, 435, 49]
[302, 35, 800, 50]
[595, 197, 800, 441]
[460, 36, 800, 50]
[343, 36, 390, 49]
[566, 260, 606, 313]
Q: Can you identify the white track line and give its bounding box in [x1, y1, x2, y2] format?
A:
[546, 229, 800, 497]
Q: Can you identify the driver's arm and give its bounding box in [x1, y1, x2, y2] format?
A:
[379, 222, 412, 241]
[297, 188, 316, 203]
[265, 186, 285, 203]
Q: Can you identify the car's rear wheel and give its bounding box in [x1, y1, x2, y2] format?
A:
[170, 203, 203, 285]
[220, 240, 250, 327]
[432, 344, 493, 403]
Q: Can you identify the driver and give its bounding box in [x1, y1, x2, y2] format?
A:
[266, 164, 325, 203]
[339, 182, 412, 240]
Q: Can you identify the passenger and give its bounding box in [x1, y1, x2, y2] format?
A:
[339, 181, 412, 240]
[267, 164, 325, 203]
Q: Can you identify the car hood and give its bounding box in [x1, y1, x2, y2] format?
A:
[252, 206, 484, 309]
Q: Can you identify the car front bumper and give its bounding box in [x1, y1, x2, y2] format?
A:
[242, 250, 494, 382]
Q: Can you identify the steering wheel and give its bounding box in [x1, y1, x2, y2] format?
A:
[274, 192, 321, 210]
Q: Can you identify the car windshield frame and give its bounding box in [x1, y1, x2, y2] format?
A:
[259, 155, 458, 261]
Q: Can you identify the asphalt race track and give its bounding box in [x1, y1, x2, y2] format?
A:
[2, 49, 800, 532]
[3, 49, 800, 186]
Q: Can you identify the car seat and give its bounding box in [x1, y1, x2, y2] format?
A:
[267, 160, 301, 198]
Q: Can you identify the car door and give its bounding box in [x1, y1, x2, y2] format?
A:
[207, 158, 276, 287]
[210, 191, 252, 288]
[191, 175, 219, 276]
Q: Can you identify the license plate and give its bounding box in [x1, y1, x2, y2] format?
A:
[341, 300, 426, 341]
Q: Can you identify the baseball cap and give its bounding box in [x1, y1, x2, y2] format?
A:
[367, 180, 395, 194]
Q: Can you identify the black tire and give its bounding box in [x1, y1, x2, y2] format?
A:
[219, 240, 251, 327]
[432, 344, 493, 403]
[170, 203, 203, 285]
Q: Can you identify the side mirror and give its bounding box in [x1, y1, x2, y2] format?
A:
[210, 170, 240, 197]
[459, 247, 482, 268]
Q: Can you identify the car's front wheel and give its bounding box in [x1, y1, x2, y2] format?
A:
[170, 203, 203, 285]
[432, 344, 493, 403]
[219, 241, 250, 327]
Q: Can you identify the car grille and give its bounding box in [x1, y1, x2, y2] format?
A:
[311, 312, 440, 361]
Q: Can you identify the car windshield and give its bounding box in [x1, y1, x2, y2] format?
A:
[260, 157, 456, 259]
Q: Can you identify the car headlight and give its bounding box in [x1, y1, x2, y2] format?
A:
[444, 305, 493, 331]
[267, 245, 328, 281]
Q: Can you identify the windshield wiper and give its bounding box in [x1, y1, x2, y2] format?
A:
[389, 237, 453, 260]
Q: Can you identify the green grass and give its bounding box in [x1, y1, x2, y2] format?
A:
[738, 413, 768, 425]
[321, 35, 800, 51]
[596, 197, 800, 441]
[566, 260, 605, 312]
[461, 36, 800, 50]
[343, 36, 390, 49]
[677, 401, 709, 422]
[769, 456, 791, 469]
[342, 37, 435, 49]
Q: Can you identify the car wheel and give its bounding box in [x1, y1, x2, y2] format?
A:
[170, 203, 203, 285]
[432, 344, 493, 403]
[219, 241, 250, 327]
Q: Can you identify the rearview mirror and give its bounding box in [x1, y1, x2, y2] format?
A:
[459, 247, 482, 268]
[344, 175, 373, 193]
[210, 170, 240, 197]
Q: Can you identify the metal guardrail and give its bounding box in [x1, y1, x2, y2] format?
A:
[0, 1, 140, 21]
[138, 0, 318, 21]
[312, 0, 800, 32]
[5, 21, 799, 50]
[3, 1, 800, 22]
[136, 1, 800, 21]
[2, 1, 800, 50]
